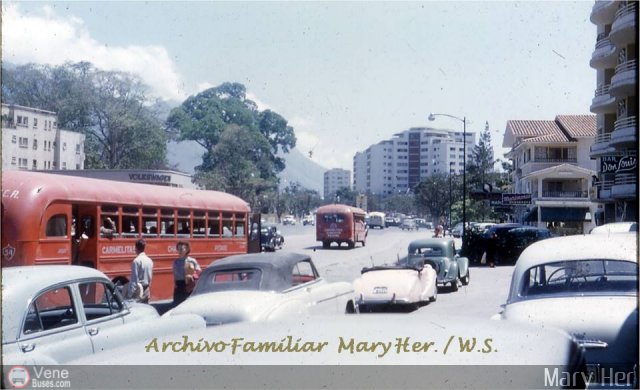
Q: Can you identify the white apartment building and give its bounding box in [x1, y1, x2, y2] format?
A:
[353, 127, 475, 198]
[589, 0, 637, 224]
[503, 115, 598, 235]
[2, 104, 85, 171]
[324, 168, 351, 199]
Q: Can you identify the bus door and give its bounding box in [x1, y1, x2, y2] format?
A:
[75, 204, 98, 268]
[39, 203, 72, 265]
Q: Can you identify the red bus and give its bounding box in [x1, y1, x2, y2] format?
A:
[1, 171, 259, 301]
[316, 204, 367, 249]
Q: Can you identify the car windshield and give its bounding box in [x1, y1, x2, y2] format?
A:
[194, 268, 263, 294]
[520, 259, 637, 298]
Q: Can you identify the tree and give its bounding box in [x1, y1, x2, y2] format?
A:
[467, 123, 502, 222]
[414, 173, 459, 224]
[166, 82, 297, 203]
[2, 62, 167, 169]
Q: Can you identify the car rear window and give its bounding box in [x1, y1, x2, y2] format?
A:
[520, 259, 637, 298]
[194, 268, 263, 295]
[410, 247, 443, 257]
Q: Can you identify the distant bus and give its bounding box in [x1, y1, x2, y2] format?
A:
[368, 211, 386, 229]
[316, 204, 367, 249]
[1, 171, 259, 301]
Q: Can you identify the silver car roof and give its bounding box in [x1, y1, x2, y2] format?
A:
[2, 265, 110, 344]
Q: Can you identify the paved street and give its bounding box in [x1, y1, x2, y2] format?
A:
[275, 224, 514, 319]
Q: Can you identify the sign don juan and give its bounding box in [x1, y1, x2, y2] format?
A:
[600, 155, 637, 174]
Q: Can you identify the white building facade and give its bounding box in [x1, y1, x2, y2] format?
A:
[323, 168, 351, 199]
[589, 1, 637, 224]
[2, 104, 85, 171]
[353, 127, 475, 198]
[503, 115, 599, 235]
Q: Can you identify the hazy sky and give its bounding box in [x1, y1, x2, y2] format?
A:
[3, 1, 596, 170]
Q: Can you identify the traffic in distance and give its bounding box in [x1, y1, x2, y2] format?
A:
[1, 172, 637, 388]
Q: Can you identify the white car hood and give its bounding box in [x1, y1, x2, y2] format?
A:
[166, 290, 281, 325]
[503, 296, 637, 364]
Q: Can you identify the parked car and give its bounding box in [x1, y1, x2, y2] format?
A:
[302, 215, 315, 226]
[475, 223, 523, 263]
[502, 226, 552, 264]
[590, 221, 638, 235]
[2, 266, 205, 365]
[164, 252, 354, 325]
[260, 225, 284, 251]
[451, 222, 465, 237]
[414, 218, 430, 229]
[385, 216, 399, 227]
[400, 218, 417, 231]
[407, 238, 469, 291]
[496, 234, 637, 387]
[350, 260, 437, 313]
[282, 215, 296, 225]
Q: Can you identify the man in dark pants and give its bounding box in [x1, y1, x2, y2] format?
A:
[486, 232, 498, 268]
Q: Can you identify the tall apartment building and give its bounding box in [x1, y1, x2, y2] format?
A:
[503, 115, 598, 235]
[2, 104, 85, 171]
[589, 1, 637, 224]
[353, 127, 475, 198]
[324, 168, 351, 199]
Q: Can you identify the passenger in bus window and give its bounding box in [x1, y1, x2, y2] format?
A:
[100, 216, 117, 238]
[172, 241, 201, 306]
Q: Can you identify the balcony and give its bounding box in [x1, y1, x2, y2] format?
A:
[590, 84, 616, 113]
[590, 132, 615, 157]
[610, 60, 637, 97]
[609, 2, 637, 45]
[540, 191, 588, 199]
[594, 179, 615, 200]
[610, 116, 638, 147]
[520, 159, 578, 176]
[611, 173, 637, 198]
[591, 1, 618, 25]
[590, 36, 617, 69]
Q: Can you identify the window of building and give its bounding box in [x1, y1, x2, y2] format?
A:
[11, 157, 16, 165]
[76, 144, 81, 154]
[32, 160, 37, 169]
[33, 139, 38, 150]
[19, 137, 28, 148]
[19, 158, 28, 168]
[11, 135, 16, 143]
[33, 118, 38, 128]
[62, 162, 67, 170]
[63, 142, 67, 151]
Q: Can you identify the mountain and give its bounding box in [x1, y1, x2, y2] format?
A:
[166, 142, 326, 194]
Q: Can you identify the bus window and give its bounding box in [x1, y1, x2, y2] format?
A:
[161, 208, 175, 237]
[193, 210, 206, 237]
[142, 207, 158, 237]
[209, 211, 221, 237]
[222, 213, 234, 237]
[235, 215, 246, 238]
[121, 206, 139, 237]
[45, 214, 67, 237]
[323, 213, 345, 223]
[177, 209, 191, 238]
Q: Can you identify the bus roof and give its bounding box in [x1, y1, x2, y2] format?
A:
[1, 171, 250, 212]
[316, 204, 366, 215]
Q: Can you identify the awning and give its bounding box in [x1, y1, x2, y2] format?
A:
[523, 207, 538, 222]
[540, 207, 590, 222]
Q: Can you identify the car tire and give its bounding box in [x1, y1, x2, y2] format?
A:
[450, 278, 459, 292]
[429, 287, 437, 302]
[345, 301, 356, 314]
[461, 270, 470, 286]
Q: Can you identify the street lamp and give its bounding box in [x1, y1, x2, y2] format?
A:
[449, 162, 455, 236]
[429, 113, 467, 244]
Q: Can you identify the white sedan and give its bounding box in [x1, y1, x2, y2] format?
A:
[2, 265, 205, 365]
[165, 252, 354, 325]
[351, 261, 437, 313]
[496, 233, 637, 387]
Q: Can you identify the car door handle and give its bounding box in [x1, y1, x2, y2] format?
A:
[20, 343, 35, 352]
[88, 327, 99, 336]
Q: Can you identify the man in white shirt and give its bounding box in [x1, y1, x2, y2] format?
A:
[128, 239, 154, 303]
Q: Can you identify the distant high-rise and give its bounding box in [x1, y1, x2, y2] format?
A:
[589, 1, 637, 223]
[324, 168, 351, 200]
[2, 104, 85, 171]
[353, 127, 475, 198]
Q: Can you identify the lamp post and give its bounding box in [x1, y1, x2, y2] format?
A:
[449, 161, 455, 236]
[429, 113, 467, 244]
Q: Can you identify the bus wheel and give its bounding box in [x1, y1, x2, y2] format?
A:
[348, 241, 355, 249]
[322, 241, 330, 249]
[361, 240, 366, 247]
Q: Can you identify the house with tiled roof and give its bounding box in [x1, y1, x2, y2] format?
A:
[503, 115, 598, 235]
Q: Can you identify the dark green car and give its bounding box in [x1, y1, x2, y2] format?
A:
[407, 238, 470, 291]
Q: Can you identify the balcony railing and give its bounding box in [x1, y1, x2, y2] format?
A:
[597, 179, 614, 191]
[593, 132, 612, 144]
[615, 1, 636, 19]
[614, 116, 637, 132]
[615, 59, 637, 74]
[533, 158, 578, 164]
[614, 173, 637, 186]
[594, 84, 611, 97]
[595, 36, 612, 49]
[541, 191, 588, 198]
